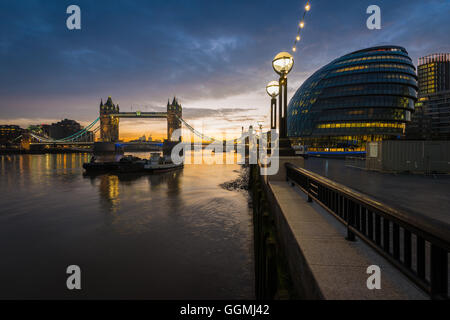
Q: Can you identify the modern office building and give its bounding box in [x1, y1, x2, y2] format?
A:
[417, 53, 450, 95]
[287, 45, 418, 154]
[0, 125, 24, 146]
[404, 103, 433, 140]
[406, 53, 450, 140]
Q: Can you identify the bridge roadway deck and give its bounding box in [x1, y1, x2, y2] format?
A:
[267, 178, 428, 299]
[110, 112, 167, 118]
[30, 142, 93, 145]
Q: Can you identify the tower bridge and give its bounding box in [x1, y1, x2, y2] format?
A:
[99, 96, 182, 142]
[29, 96, 247, 149]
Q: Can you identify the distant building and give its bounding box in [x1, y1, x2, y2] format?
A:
[49, 119, 82, 140]
[404, 103, 432, 140]
[287, 46, 417, 154]
[417, 53, 450, 95]
[0, 125, 24, 146]
[48, 119, 94, 142]
[28, 124, 50, 137]
[82, 131, 94, 142]
[130, 135, 148, 142]
[406, 53, 450, 140]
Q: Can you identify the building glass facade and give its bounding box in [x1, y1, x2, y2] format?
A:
[406, 53, 450, 140]
[287, 46, 418, 153]
[417, 53, 450, 95]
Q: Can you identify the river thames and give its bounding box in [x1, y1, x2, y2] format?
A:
[0, 152, 254, 299]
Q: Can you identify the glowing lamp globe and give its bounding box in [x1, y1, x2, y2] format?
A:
[272, 52, 294, 75]
[266, 81, 280, 98]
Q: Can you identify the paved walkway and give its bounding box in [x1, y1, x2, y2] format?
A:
[304, 158, 450, 226]
[269, 180, 428, 299]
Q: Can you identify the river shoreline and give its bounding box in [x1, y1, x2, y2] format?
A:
[0, 149, 91, 154]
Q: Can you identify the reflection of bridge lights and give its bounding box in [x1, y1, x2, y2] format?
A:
[108, 175, 119, 200]
[99, 175, 120, 209]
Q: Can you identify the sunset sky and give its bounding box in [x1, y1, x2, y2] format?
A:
[0, 0, 449, 140]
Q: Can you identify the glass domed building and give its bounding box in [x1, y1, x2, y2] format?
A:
[287, 46, 418, 154]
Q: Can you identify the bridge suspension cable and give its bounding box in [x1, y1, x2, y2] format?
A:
[30, 117, 100, 143]
[177, 116, 261, 144]
[29, 115, 260, 145]
[177, 116, 218, 142]
[56, 117, 100, 142]
[9, 135, 23, 143]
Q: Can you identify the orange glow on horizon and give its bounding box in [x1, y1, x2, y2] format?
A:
[118, 132, 166, 142]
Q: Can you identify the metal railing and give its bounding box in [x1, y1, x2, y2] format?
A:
[285, 162, 449, 299]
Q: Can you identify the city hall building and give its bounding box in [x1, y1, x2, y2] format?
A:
[287, 46, 418, 154]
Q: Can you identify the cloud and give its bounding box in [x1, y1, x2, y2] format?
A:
[183, 107, 257, 120]
[0, 0, 448, 136]
[0, 106, 259, 128]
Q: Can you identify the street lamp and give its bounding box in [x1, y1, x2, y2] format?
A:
[266, 80, 279, 130]
[272, 51, 294, 76]
[272, 51, 294, 156]
[273, 52, 293, 137]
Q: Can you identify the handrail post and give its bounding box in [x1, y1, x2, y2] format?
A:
[346, 200, 356, 242]
[307, 178, 312, 202]
[430, 244, 448, 299]
[286, 165, 293, 186]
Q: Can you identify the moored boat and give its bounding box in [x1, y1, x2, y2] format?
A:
[83, 153, 183, 174]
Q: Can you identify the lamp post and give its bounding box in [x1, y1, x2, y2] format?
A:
[272, 51, 295, 156]
[266, 81, 279, 154]
[266, 81, 279, 130]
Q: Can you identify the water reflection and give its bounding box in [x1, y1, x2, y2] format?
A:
[0, 153, 254, 299]
[83, 168, 183, 215]
[99, 174, 120, 212]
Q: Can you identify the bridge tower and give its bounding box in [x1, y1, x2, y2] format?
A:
[167, 97, 182, 141]
[100, 96, 120, 142]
